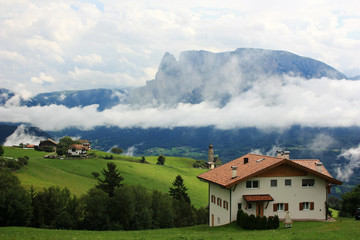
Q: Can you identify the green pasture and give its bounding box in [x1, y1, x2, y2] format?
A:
[1, 218, 360, 240]
[3, 147, 208, 208]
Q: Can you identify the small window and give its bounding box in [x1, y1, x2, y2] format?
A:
[217, 197, 222, 207]
[278, 203, 284, 211]
[223, 200, 229, 210]
[303, 202, 310, 210]
[248, 203, 252, 209]
[285, 179, 291, 186]
[271, 179, 277, 187]
[246, 180, 259, 189]
[211, 195, 216, 203]
[238, 203, 242, 210]
[302, 179, 315, 187]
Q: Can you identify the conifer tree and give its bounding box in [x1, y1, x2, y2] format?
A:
[96, 162, 124, 197]
[169, 175, 190, 203]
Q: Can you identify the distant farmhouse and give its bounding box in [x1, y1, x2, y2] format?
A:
[67, 144, 89, 157]
[197, 150, 342, 227]
[39, 139, 58, 151]
[77, 139, 91, 150]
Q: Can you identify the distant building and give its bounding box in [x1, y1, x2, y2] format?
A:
[207, 144, 215, 169]
[39, 139, 58, 151]
[67, 144, 89, 157]
[77, 139, 91, 150]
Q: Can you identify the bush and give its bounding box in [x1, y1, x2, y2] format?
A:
[236, 210, 279, 230]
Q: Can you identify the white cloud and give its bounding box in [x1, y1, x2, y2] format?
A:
[1, 0, 360, 95]
[4, 124, 45, 146]
[336, 144, 360, 181]
[30, 72, 56, 84]
[1, 76, 360, 131]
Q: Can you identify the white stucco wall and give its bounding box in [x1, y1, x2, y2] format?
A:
[209, 174, 328, 226]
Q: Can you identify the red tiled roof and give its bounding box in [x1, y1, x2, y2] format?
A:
[68, 144, 89, 150]
[197, 153, 342, 188]
[243, 194, 274, 202]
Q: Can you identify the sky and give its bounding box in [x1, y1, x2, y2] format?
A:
[1, 0, 360, 98]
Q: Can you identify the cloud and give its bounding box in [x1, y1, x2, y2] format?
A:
[335, 144, 360, 181]
[3, 124, 45, 146]
[1, 0, 360, 96]
[307, 133, 336, 151]
[30, 72, 56, 84]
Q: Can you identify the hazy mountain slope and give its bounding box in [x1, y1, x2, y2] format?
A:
[130, 48, 347, 106]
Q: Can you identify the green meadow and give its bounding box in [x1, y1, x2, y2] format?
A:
[1, 219, 360, 240]
[3, 147, 208, 208]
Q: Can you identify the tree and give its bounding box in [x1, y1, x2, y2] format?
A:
[0, 169, 32, 227]
[56, 136, 75, 156]
[111, 147, 123, 154]
[340, 184, 360, 217]
[0, 145, 4, 156]
[96, 162, 124, 197]
[157, 155, 165, 165]
[169, 175, 190, 203]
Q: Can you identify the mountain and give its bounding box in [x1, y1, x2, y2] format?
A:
[0, 124, 51, 145]
[1, 48, 347, 109]
[22, 88, 129, 111]
[130, 48, 347, 106]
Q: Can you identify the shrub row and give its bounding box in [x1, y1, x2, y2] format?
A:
[236, 209, 279, 229]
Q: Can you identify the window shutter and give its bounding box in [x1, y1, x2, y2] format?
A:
[273, 203, 277, 212]
[299, 202, 303, 211]
[285, 203, 289, 211]
[310, 202, 314, 210]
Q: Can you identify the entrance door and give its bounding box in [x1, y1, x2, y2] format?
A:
[256, 202, 264, 217]
[211, 214, 214, 226]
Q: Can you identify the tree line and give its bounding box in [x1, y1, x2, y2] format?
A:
[0, 162, 207, 230]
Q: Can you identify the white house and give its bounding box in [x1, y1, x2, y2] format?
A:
[197, 151, 342, 227]
[67, 144, 88, 157]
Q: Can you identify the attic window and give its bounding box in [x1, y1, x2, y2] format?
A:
[244, 158, 249, 164]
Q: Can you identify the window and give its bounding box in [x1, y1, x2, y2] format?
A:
[271, 179, 277, 187]
[223, 200, 229, 210]
[211, 195, 216, 203]
[217, 197, 222, 207]
[285, 179, 291, 186]
[246, 180, 259, 189]
[273, 203, 288, 212]
[238, 203, 242, 210]
[302, 179, 315, 187]
[299, 202, 314, 211]
[247, 203, 252, 209]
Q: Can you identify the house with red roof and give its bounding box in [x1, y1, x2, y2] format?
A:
[67, 144, 89, 157]
[197, 150, 342, 227]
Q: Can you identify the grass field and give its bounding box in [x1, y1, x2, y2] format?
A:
[1, 218, 359, 240]
[3, 147, 208, 208]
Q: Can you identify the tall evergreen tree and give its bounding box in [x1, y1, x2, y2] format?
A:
[169, 175, 190, 203]
[96, 162, 124, 197]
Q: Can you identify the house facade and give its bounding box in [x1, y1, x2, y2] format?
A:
[67, 144, 88, 157]
[39, 139, 58, 151]
[197, 152, 342, 227]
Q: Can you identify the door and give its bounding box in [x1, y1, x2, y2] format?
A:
[256, 202, 264, 217]
[211, 214, 214, 226]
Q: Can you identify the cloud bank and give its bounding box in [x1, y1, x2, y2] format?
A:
[336, 144, 360, 181]
[1, 76, 360, 131]
[1, 0, 360, 98]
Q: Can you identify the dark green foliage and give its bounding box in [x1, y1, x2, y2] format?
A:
[0, 156, 29, 171]
[31, 186, 78, 229]
[35, 146, 54, 152]
[56, 136, 75, 156]
[96, 162, 124, 197]
[0, 169, 32, 227]
[169, 175, 191, 203]
[0, 145, 4, 156]
[328, 196, 341, 211]
[81, 188, 111, 230]
[111, 147, 123, 154]
[91, 171, 100, 178]
[151, 190, 175, 229]
[340, 184, 360, 217]
[193, 160, 207, 168]
[141, 156, 146, 163]
[157, 155, 165, 165]
[236, 209, 279, 230]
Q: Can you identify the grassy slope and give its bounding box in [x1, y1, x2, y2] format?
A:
[1, 219, 360, 240]
[3, 147, 208, 208]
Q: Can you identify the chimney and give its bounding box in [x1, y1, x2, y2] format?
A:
[316, 162, 323, 173]
[232, 166, 238, 179]
[276, 150, 290, 159]
[244, 157, 249, 164]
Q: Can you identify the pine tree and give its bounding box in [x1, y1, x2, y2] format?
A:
[96, 162, 124, 197]
[169, 175, 190, 203]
